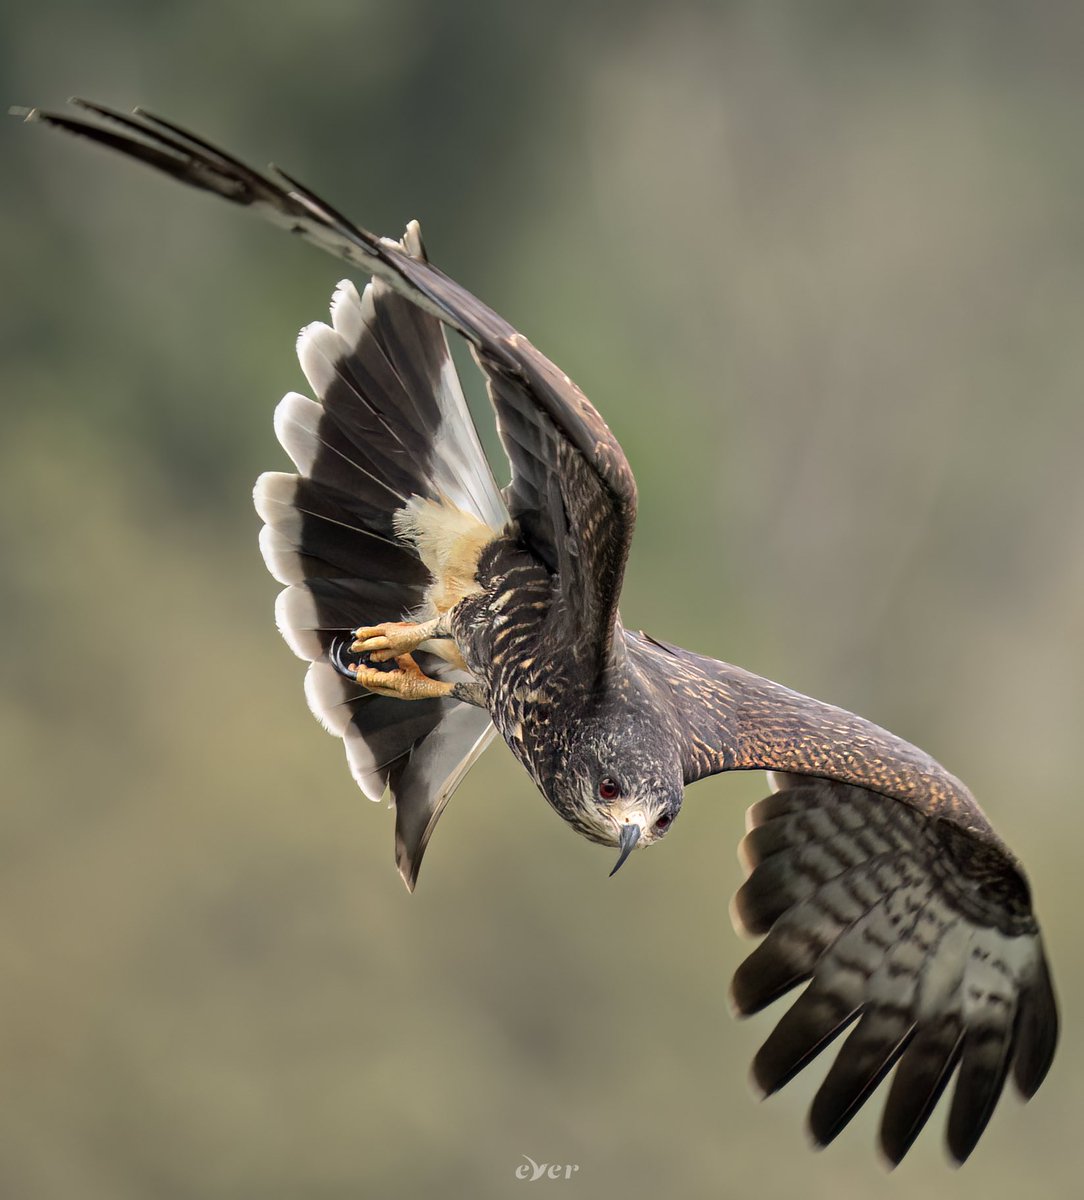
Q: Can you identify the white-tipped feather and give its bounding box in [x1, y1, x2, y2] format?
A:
[253, 471, 301, 530]
[358, 272, 381, 341]
[296, 321, 352, 401]
[344, 724, 392, 803]
[303, 660, 357, 739]
[275, 585, 324, 661]
[273, 392, 325, 475]
[329, 278, 366, 344]
[258, 524, 304, 586]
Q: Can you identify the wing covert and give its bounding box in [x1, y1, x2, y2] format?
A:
[628, 630, 996, 837]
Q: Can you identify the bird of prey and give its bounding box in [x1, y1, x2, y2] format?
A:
[21, 99, 1058, 1167]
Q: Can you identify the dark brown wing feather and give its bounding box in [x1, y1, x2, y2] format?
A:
[22, 99, 637, 677]
[629, 631, 999, 834]
[627, 631, 1058, 1164]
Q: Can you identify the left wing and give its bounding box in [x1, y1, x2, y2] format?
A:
[627, 631, 1058, 1164]
[20, 99, 637, 680]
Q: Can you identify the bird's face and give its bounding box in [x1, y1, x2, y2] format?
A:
[549, 722, 684, 874]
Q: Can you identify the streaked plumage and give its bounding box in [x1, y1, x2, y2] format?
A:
[21, 99, 1058, 1167]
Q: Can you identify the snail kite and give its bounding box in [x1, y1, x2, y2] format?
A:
[21, 99, 1058, 1166]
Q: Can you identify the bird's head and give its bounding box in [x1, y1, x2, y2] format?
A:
[547, 713, 684, 875]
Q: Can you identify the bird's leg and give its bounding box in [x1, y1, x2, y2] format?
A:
[351, 654, 485, 706]
[334, 610, 484, 705]
[351, 612, 454, 662]
[330, 637, 486, 707]
[351, 653, 455, 702]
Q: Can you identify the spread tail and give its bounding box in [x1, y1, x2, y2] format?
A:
[253, 222, 506, 889]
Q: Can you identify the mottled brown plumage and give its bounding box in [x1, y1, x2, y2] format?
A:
[22, 98, 1058, 1168]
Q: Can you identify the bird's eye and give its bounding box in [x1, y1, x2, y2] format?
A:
[598, 777, 620, 801]
[654, 812, 673, 833]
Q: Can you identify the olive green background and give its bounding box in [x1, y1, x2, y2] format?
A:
[3, 3, 1082, 1197]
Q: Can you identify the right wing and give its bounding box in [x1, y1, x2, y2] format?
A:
[627, 630, 1058, 1164]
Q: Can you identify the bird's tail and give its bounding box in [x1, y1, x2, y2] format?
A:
[254, 222, 507, 890]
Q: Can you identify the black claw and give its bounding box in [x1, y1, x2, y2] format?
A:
[329, 635, 361, 680]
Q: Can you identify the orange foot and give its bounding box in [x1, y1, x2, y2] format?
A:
[351, 620, 431, 663]
[351, 653, 454, 701]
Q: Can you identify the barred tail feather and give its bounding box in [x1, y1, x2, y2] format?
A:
[254, 224, 506, 890]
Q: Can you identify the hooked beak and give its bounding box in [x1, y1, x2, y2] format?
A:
[609, 822, 642, 877]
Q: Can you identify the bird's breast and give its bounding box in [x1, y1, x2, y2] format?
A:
[450, 538, 574, 780]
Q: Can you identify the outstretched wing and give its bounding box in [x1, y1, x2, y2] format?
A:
[627, 632, 1058, 1164]
[20, 99, 637, 679]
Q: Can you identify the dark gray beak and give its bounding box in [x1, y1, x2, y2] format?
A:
[609, 822, 641, 877]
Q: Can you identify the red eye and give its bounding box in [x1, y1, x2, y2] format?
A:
[654, 813, 672, 833]
[598, 777, 620, 800]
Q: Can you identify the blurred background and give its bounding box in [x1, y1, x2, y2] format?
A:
[3, 2, 1083, 1196]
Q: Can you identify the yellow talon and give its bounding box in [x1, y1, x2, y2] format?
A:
[351, 620, 425, 663]
[352, 653, 454, 701]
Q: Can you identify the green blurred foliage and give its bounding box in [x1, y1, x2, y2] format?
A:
[3, 2, 1083, 1196]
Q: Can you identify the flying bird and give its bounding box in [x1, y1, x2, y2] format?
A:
[20, 99, 1058, 1167]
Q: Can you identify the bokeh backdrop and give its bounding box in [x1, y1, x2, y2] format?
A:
[4, 2, 1083, 1197]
